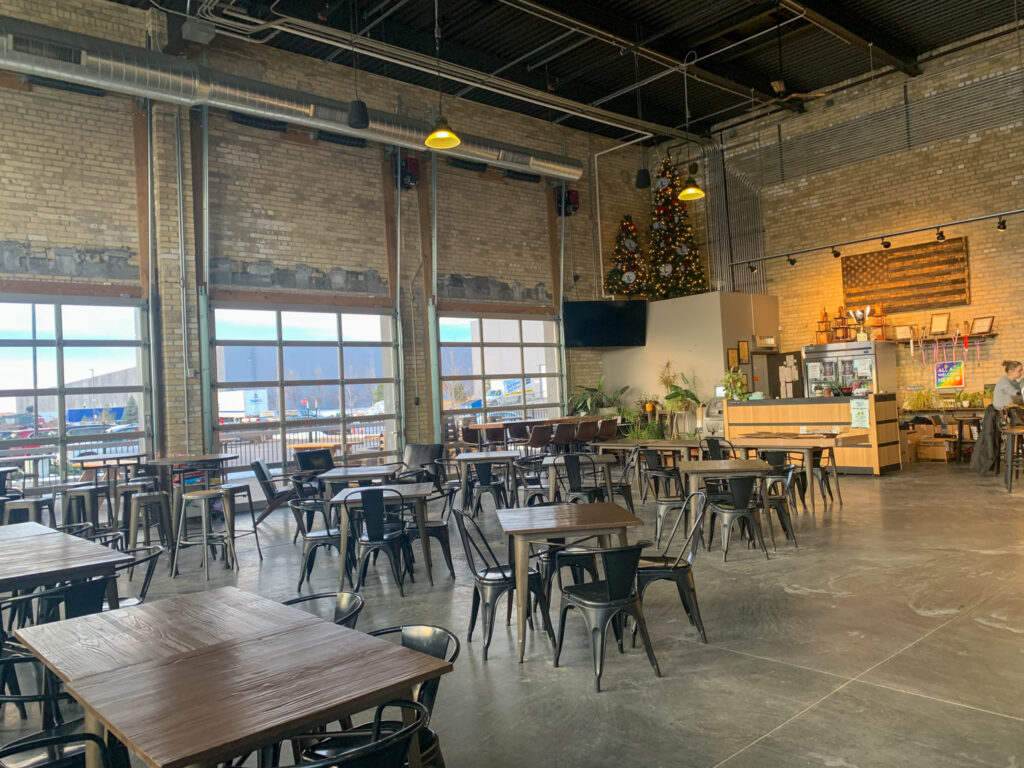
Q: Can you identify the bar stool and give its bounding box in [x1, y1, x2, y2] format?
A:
[128, 490, 173, 549]
[2, 494, 56, 527]
[219, 483, 264, 561]
[117, 478, 158, 531]
[550, 423, 576, 453]
[65, 485, 114, 530]
[171, 488, 234, 580]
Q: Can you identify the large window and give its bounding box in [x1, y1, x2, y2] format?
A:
[0, 300, 148, 482]
[212, 307, 399, 470]
[439, 315, 562, 440]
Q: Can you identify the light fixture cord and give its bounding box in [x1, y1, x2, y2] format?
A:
[350, 0, 360, 98]
[434, 0, 442, 114]
[634, 51, 645, 166]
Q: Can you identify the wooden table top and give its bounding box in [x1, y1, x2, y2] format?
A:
[30, 608, 450, 768]
[0, 529, 133, 592]
[291, 442, 343, 451]
[16, 588, 321, 683]
[497, 502, 642, 537]
[729, 432, 869, 448]
[319, 463, 402, 481]
[0, 521, 58, 540]
[148, 454, 239, 466]
[331, 482, 435, 504]
[599, 438, 700, 450]
[69, 452, 148, 466]
[682, 459, 771, 475]
[541, 453, 618, 466]
[453, 450, 520, 462]
[465, 416, 588, 431]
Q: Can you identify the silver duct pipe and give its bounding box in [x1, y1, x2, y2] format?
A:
[0, 15, 585, 181]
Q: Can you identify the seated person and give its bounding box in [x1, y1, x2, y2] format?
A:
[993, 360, 1024, 410]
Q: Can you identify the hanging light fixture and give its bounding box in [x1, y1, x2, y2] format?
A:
[831, 247, 841, 258]
[881, 237, 891, 249]
[748, 263, 758, 274]
[425, 0, 460, 149]
[787, 256, 797, 266]
[632, 52, 651, 189]
[346, 0, 369, 129]
[997, 217, 1007, 231]
[678, 57, 706, 201]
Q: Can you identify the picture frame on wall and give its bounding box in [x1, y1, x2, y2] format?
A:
[727, 348, 739, 369]
[738, 340, 750, 365]
[970, 315, 994, 335]
[741, 372, 749, 391]
[929, 313, 950, 336]
[894, 325, 913, 341]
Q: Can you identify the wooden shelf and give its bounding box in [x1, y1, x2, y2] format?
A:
[893, 332, 997, 346]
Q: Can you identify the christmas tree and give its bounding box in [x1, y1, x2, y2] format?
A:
[603, 214, 647, 297]
[644, 155, 708, 300]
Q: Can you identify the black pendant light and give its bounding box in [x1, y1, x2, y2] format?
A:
[347, 0, 369, 129]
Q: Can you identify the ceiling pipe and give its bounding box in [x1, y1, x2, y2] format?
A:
[0, 14, 585, 180]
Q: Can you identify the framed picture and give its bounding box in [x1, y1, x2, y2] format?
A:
[738, 340, 750, 365]
[970, 315, 994, 335]
[727, 347, 739, 369]
[894, 325, 913, 341]
[929, 313, 950, 336]
[741, 372, 749, 391]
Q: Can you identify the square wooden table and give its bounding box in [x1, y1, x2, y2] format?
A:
[331, 482, 438, 586]
[0, 521, 57, 541]
[452, 450, 521, 500]
[16, 587, 451, 768]
[0, 523, 133, 606]
[682, 459, 772, 496]
[319, 463, 402, 490]
[496, 502, 642, 662]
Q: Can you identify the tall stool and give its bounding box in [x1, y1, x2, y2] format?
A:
[2, 495, 56, 527]
[219, 483, 263, 562]
[65, 485, 114, 531]
[117, 478, 158, 531]
[171, 488, 234, 580]
[128, 490, 173, 549]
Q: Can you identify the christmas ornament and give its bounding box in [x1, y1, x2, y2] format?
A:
[622, 271, 637, 284]
[676, 245, 688, 256]
[624, 238, 637, 250]
[658, 263, 673, 276]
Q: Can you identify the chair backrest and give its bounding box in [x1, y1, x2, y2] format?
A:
[346, 488, 405, 542]
[484, 427, 505, 443]
[560, 545, 642, 601]
[574, 420, 599, 443]
[507, 422, 530, 440]
[561, 453, 596, 492]
[296, 449, 334, 471]
[251, 459, 279, 497]
[460, 426, 477, 445]
[641, 449, 663, 471]
[701, 437, 735, 460]
[369, 625, 460, 712]
[295, 700, 429, 768]
[451, 507, 501, 574]
[289, 498, 329, 537]
[727, 475, 757, 509]
[116, 546, 164, 604]
[472, 462, 496, 485]
[595, 419, 618, 441]
[0, 734, 113, 768]
[761, 450, 788, 469]
[526, 425, 551, 447]
[402, 444, 444, 476]
[616, 447, 639, 483]
[283, 591, 365, 629]
[551, 423, 576, 444]
[660, 492, 706, 568]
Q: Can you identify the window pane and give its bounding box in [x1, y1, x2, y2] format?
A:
[285, 425, 342, 457]
[217, 387, 279, 423]
[0, 348, 57, 391]
[526, 376, 561, 404]
[485, 377, 527, 409]
[282, 312, 338, 342]
[346, 418, 395, 456]
[35, 305, 56, 340]
[343, 347, 392, 380]
[441, 379, 483, 411]
[64, 347, 141, 387]
[0, 303, 34, 340]
[439, 317, 478, 343]
[214, 309, 278, 341]
[64, 390, 142, 430]
[482, 318, 520, 343]
[216, 346, 279, 384]
[522, 320, 556, 343]
[62, 306, 138, 340]
[217, 427, 279, 472]
[284, 385, 340, 421]
[342, 314, 392, 342]
[283, 347, 339, 381]
[344, 383, 395, 416]
[526, 405, 562, 420]
[441, 346, 481, 377]
[523, 346, 559, 374]
[483, 347, 521, 376]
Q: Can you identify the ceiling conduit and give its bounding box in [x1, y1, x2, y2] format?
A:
[0, 15, 585, 181]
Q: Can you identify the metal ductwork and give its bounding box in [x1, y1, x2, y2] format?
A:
[0, 15, 584, 181]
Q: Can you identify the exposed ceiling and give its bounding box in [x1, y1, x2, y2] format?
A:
[111, 0, 1020, 140]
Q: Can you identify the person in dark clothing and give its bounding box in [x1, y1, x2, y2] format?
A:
[971, 405, 1001, 474]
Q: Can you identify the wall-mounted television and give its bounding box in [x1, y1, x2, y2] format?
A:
[562, 301, 647, 348]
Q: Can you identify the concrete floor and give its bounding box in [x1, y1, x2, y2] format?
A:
[4, 462, 1024, 767]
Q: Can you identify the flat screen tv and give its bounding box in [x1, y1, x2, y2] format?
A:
[563, 301, 647, 348]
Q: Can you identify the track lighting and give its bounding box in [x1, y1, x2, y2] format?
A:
[748, 264, 757, 274]
[787, 256, 797, 266]
[998, 217, 1007, 231]
[936, 227, 945, 242]
[881, 237, 891, 249]
[635, 167, 651, 189]
[831, 247, 841, 258]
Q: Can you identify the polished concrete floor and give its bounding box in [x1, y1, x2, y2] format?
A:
[4, 462, 1024, 767]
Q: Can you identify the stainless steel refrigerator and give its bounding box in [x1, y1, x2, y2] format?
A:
[802, 340, 898, 396]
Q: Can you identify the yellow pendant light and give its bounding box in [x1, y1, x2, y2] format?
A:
[425, 0, 460, 150]
[678, 162, 705, 200]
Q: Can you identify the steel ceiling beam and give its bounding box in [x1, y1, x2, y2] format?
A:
[781, 0, 922, 76]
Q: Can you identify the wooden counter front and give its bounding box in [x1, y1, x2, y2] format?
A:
[723, 394, 900, 475]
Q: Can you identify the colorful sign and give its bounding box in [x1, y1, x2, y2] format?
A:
[934, 361, 964, 389]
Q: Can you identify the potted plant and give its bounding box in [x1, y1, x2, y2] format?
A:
[566, 376, 629, 416]
[663, 370, 704, 437]
[721, 369, 749, 402]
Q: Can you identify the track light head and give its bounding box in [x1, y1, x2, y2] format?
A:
[635, 167, 651, 189]
[787, 256, 797, 266]
[998, 217, 1007, 231]
[936, 228, 945, 242]
[831, 247, 841, 258]
[748, 264, 758, 274]
[881, 237, 891, 249]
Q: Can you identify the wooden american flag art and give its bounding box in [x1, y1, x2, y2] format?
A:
[842, 237, 970, 314]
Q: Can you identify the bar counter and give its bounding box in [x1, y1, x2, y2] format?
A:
[723, 393, 900, 475]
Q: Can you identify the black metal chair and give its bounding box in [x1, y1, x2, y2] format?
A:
[252, 459, 297, 523]
[289, 498, 342, 591]
[106, 545, 164, 609]
[469, 462, 508, 515]
[699, 437, 736, 503]
[0, 733, 113, 768]
[636, 492, 708, 643]
[290, 700, 430, 768]
[598, 447, 637, 514]
[282, 591, 364, 628]
[639, 449, 683, 502]
[556, 453, 604, 503]
[345, 489, 413, 597]
[553, 544, 660, 692]
[707, 475, 769, 562]
[395, 444, 444, 485]
[451, 508, 555, 660]
[512, 456, 548, 506]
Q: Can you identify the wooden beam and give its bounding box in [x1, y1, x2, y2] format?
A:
[547, 188, 561, 312]
[436, 300, 555, 316]
[0, 71, 30, 92]
[0, 280, 142, 299]
[131, 104, 150, 291]
[415, 156, 434, 303]
[381, 150, 398, 302]
[208, 287, 394, 309]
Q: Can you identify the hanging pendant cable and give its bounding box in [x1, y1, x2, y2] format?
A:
[434, 0, 442, 115]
